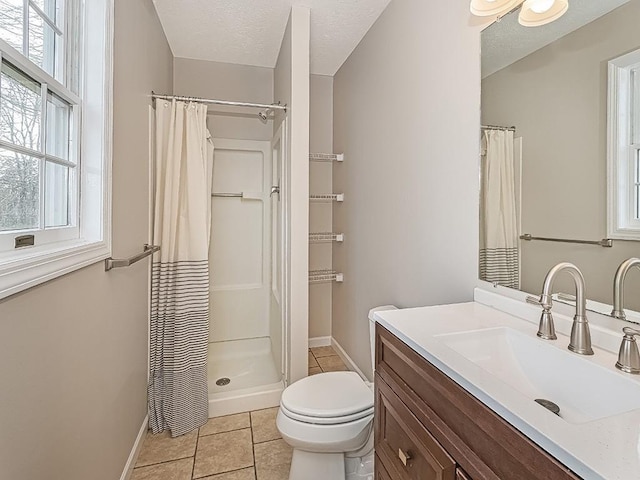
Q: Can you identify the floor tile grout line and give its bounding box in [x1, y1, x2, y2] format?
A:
[191, 427, 200, 480]
[252, 435, 283, 445]
[134, 453, 195, 470]
[199, 424, 251, 438]
[250, 411, 258, 479]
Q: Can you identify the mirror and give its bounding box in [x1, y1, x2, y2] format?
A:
[480, 0, 640, 318]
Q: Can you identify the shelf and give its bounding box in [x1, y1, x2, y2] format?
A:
[309, 269, 344, 284]
[309, 232, 344, 243]
[309, 153, 344, 163]
[310, 194, 344, 202]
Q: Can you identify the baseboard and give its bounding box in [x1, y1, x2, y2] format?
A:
[119, 414, 148, 480]
[308, 336, 331, 348]
[331, 337, 369, 382]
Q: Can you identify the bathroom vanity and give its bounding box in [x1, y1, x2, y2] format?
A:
[374, 324, 578, 480]
[372, 291, 640, 480]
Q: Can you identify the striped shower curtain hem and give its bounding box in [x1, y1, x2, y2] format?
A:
[149, 259, 210, 436]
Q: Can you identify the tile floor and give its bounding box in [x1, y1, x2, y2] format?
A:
[308, 345, 348, 376]
[132, 346, 348, 480]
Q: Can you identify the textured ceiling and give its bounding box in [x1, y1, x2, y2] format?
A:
[152, 0, 392, 76]
[482, 0, 631, 78]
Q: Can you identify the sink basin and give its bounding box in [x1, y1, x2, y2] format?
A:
[436, 327, 640, 424]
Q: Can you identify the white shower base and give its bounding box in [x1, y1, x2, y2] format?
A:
[207, 336, 284, 417]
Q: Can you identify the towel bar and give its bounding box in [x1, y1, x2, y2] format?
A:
[105, 244, 160, 271]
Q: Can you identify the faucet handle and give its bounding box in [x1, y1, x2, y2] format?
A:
[616, 328, 640, 374]
[526, 295, 542, 306]
[527, 295, 557, 340]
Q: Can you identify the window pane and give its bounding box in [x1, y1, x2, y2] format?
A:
[31, 0, 60, 27]
[28, 7, 59, 78]
[0, 148, 39, 231]
[44, 160, 67, 227]
[0, 0, 23, 53]
[0, 61, 41, 151]
[46, 92, 70, 160]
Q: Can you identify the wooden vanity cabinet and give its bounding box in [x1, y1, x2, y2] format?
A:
[374, 324, 581, 480]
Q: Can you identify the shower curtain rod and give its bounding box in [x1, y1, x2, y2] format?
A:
[482, 124, 516, 132]
[151, 92, 287, 111]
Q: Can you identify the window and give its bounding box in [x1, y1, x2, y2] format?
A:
[0, 0, 112, 299]
[608, 49, 640, 240]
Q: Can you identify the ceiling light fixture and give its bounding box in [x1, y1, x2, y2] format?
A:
[470, 0, 569, 27]
[518, 0, 569, 26]
[470, 0, 522, 17]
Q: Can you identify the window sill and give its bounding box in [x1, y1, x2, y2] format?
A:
[608, 232, 640, 242]
[0, 239, 111, 300]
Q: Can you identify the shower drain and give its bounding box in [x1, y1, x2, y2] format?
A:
[216, 377, 231, 387]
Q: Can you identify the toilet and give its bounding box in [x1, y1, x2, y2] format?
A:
[276, 305, 397, 480]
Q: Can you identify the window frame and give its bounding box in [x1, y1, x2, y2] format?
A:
[0, 0, 113, 299]
[0, 38, 81, 249]
[608, 48, 640, 240]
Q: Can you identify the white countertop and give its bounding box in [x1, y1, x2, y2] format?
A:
[373, 289, 640, 480]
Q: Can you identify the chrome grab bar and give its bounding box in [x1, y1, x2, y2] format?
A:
[105, 244, 160, 271]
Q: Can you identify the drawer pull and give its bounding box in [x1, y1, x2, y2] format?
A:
[398, 448, 412, 466]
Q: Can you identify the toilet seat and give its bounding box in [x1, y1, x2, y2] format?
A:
[280, 372, 374, 425]
[280, 402, 374, 425]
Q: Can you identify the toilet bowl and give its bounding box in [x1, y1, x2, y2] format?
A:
[277, 305, 397, 480]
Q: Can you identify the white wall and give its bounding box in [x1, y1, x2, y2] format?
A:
[333, 0, 482, 379]
[309, 74, 334, 339]
[0, 1, 173, 479]
[482, 1, 640, 310]
[274, 6, 310, 383]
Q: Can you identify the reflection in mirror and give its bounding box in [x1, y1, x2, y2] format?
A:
[480, 0, 640, 319]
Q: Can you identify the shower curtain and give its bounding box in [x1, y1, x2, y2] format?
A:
[479, 129, 519, 289]
[149, 100, 214, 436]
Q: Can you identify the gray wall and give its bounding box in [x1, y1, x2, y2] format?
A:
[173, 58, 274, 140]
[482, 1, 640, 310]
[309, 74, 334, 339]
[0, 1, 173, 479]
[332, 0, 481, 379]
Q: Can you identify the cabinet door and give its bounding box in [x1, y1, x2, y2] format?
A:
[375, 454, 393, 480]
[456, 467, 472, 480]
[375, 376, 455, 480]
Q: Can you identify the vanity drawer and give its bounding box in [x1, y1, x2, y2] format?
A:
[375, 324, 580, 480]
[375, 373, 456, 480]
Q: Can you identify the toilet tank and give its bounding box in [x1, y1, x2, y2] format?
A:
[368, 305, 398, 377]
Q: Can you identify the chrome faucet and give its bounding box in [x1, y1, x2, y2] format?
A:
[529, 262, 594, 355]
[611, 258, 640, 321]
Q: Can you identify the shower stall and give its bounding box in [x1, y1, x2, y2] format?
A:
[150, 87, 291, 419]
[196, 100, 289, 417]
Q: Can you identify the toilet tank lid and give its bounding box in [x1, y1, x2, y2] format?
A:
[281, 372, 373, 419]
[368, 305, 398, 322]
